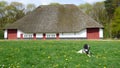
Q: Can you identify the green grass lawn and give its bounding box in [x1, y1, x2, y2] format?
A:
[0, 40, 120, 68]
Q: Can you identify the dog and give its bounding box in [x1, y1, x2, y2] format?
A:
[77, 44, 91, 57]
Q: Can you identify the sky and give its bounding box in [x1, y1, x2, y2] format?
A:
[0, 0, 105, 6]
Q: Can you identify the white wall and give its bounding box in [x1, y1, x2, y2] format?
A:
[17, 30, 23, 38]
[36, 33, 43, 38]
[17, 30, 34, 38]
[99, 28, 103, 38]
[59, 29, 87, 38]
[4, 29, 7, 39]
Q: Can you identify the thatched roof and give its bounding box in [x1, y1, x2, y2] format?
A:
[4, 4, 103, 33]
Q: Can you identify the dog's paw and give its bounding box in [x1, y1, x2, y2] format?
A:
[87, 55, 91, 57]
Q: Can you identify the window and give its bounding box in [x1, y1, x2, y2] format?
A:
[46, 34, 56, 38]
[24, 34, 33, 38]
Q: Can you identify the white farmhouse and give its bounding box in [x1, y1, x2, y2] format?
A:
[4, 4, 103, 39]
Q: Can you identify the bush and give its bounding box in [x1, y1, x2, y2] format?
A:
[0, 30, 4, 39]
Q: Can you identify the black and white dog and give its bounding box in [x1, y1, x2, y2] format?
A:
[77, 44, 91, 57]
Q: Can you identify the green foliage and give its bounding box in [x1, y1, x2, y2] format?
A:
[0, 1, 8, 28]
[0, 40, 120, 68]
[79, 0, 120, 38]
[104, 0, 120, 38]
[26, 4, 36, 14]
[79, 2, 110, 38]
[111, 7, 120, 38]
[10, 2, 24, 10]
[104, 0, 114, 17]
[104, 0, 120, 17]
[92, 2, 108, 25]
[79, 3, 92, 14]
[49, 3, 61, 6]
[0, 30, 4, 39]
[0, 1, 36, 29]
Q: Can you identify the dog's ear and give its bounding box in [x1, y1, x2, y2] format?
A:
[84, 44, 88, 46]
[83, 44, 88, 49]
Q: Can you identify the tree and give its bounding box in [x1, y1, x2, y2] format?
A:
[49, 3, 60, 5]
[0, 1, 8, 28]
[10, 2, 25, 20]
[104, 0, 120, 17]
[79, 2, 108, 25]
[91, 2, 108, 24]
[104, 0, 114, 18]
[10, 2, 24, 10]
[111, 7, 120, 38]
[79, 3, 92, 15]
[0, 1, 26, 29]
[0, 1, 36, 29]
[26, 4, 36, 14]
[4, 2, 25, 24]
[79, 2, 109, 38]
[104, 0, 120, 38]
[0, 1, 8, 38]
[0, 1, 36, 39]
[92, 2, 110, 38]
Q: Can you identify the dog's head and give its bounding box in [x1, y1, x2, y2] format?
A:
[83, 44, 90, 50]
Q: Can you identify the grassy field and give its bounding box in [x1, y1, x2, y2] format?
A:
[0, 40, 120, 68]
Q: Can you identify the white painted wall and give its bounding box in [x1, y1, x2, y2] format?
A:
[36, 33, 43, 38]
[59, 29, 87, 38]
[77, 29, 87, 37]
[99, 28, 103, 38]
[17, 30, 23, 38]
[4, 29, 7, 39]
[17, 30, 33, 38]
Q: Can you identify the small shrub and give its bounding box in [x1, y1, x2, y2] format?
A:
[0, 30, 4, 39]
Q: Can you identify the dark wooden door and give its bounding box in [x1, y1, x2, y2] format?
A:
[87, 28, 99, 39]
[8, 29, 17, 39]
